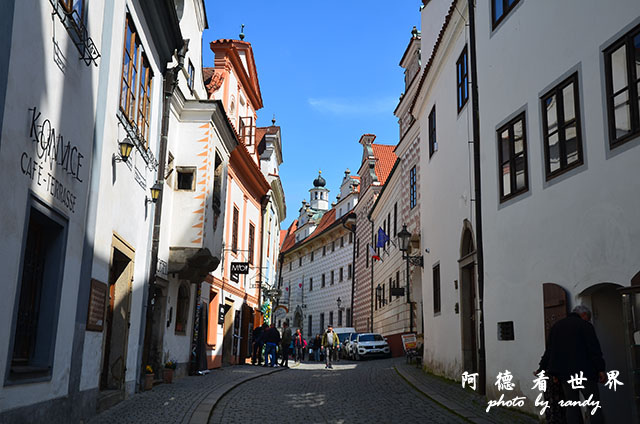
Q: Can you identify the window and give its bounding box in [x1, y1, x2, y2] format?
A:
[346, 308, 351, 327]
[331, 270, 335, 285]
[289, 262, 292, 271]
[339, 267, 343, 282]
[231, 207, 239, 253]
[248, 223, 255, 264]
[433, 264, 441, 314]
[497, 113, 529, 201]
[323, 246, 326, 256]
[349, 232, 353, 243]
[187, 59, 195, 91]
[428, 106, 437, 157]
[176, 167, 196, 190]
[338, 310, 343, 326]
[456, 46, 469, 112]
[175, 284, 190, 334]
[299, 257, 302, 267]
[541, 73, 583, 179]
[492, 0, 521, 29]
[386, 213, 391, 247]
[322, 274, 326, 288]
[309, 277, 313, 291]
[348, 264, 352, 280]
[320, 313, 325, 331]
[498, 321, 515, 341]
[409, 166, 417, 209]
[311, 251, 314, 262]
[9, 199, 67, 381]
[308, 315, 313, 337]
[329, 311, 334, 326]
[331, 241, 335, 252]
[120, 16, 153, 145]
[393, 203, 397, 236]
[340, 236, 344, 248]
[604, 23, 640, 148]
[389, 277, 393, 303]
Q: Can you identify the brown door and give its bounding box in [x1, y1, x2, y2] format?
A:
[100, 248, 133, 390]
[542, 283, 567, 345]
[460, 263, 477, 373]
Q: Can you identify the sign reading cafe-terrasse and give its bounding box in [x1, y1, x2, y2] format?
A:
[21, 107, 85, 213]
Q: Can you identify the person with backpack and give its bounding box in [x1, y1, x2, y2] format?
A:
[321, 325, 340, 369]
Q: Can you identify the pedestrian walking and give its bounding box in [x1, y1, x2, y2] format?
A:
[535, 305, 606, 424]
[321, 325, 340, 369]
[251, 323, 267, 366]
[263, 323, 281, 367]
[280, 322, 292, 367]
[293, 328, 306, 362]
[313, 334, 322, 362]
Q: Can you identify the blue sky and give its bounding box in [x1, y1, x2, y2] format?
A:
[202, 1, 421, 229]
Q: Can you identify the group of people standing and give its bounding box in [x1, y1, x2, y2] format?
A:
[250, 322, 341, 370]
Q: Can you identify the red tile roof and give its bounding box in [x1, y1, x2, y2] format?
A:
[279, 229, 288, 247]
[280, 219, 298, 251]
[371, 143, 397, 185]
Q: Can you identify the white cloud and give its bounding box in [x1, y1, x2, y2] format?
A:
[307, 96, 397, 116]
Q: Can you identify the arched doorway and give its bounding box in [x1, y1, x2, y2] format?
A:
[580, 283, 632, 423]
[293, 305, 303, 330]
[458, 221, 477, 374]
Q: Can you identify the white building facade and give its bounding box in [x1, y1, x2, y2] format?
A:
[475, 0, 640, 420]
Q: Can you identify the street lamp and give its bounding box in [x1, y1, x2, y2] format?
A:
[398, 224, 423, 333]
[114, 136, 135, 163]
[146, 181, 162, 204]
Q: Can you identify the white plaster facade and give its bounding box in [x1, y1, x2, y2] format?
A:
[474, 0, 640, 419]
[413, 0, 478, 380]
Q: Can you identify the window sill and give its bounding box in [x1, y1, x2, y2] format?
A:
[610, 130, 640, 150]
[5, 366, 52, 386]
[545, 160, 583, 182]
[499, 187, 528, 204]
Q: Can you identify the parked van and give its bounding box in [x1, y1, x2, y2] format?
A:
[333, 327, 356, 358]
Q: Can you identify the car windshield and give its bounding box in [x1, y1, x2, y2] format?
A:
[350, 333, 359, 341]
[359, 334, 384, 342]
[337, 333, 351, 343]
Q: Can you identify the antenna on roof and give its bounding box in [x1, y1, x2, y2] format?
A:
[239, 24, 245, 40]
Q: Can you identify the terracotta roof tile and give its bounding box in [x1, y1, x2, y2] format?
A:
[280, 220, 298, 251]
[255, 128, 268, 145]
[279, 229, 288, 247]
[371, 143, 397, 185]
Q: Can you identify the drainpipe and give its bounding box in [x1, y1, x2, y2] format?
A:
[350, 222, 356, 328]
[141, 40, 189, 377]
[468, 0, 487, 395]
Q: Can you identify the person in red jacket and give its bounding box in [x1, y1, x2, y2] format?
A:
[293, 328, 306, 362]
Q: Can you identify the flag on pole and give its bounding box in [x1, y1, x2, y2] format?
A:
[376, 227, 390, 248]
[369, 244, 382, 262]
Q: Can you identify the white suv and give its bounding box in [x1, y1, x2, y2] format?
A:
[353, 333, 391, 360]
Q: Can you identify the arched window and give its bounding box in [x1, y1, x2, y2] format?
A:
[175, 284, 190, 334]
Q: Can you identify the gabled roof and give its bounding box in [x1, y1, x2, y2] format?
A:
[280, 229, 288, 247]
[409, 0, 458, 116]
[209, 39, 263, 110]
[371, 143, 397, 185]
[280, 220, 298, 252]
[281, 207, 353, 256]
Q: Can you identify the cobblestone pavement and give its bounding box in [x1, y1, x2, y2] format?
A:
[88, 365, 281, 424]
[210, 359, 470, 424]
[395, 359, 537, 424]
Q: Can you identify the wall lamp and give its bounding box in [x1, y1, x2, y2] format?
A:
[146, 181, 162, 204]
[113, 137, 135, 163]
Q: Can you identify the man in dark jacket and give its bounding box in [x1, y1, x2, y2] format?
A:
[280, 322, 292, 367]
[251, 323, 267, 365]
[263, 323, 281, 367]
[537, 305, 605, 424]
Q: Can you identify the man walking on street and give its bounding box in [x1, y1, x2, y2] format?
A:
[263, 323, 281, 367]
[321, 325, 340, 369]
[280, 322, 292, 368]
[536, 305, 606, 424]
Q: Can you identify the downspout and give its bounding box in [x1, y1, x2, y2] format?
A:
[141, 40, 189, 375]
[468, 0, 487, 395]
[350, 222, 356, 328]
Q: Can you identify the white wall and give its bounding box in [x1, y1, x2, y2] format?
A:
[475, 0, 640, 405]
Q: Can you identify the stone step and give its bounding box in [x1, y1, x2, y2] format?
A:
[97, 390, 124, 413]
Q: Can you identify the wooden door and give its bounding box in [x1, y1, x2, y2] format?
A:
[542, 283, 567, 345]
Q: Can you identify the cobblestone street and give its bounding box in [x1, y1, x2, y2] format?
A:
[209, 358, 537, 424]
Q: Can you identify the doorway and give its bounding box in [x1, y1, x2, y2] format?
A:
[584, 283, 633, 423]
[222, 300, 234, 365]
[459, 224, 478, 374]
[100, 236, 134, 391]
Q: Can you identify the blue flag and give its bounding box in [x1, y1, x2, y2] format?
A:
[376, 227, 390, 248]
